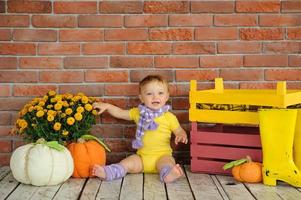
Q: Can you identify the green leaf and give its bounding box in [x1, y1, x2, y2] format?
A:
[223, 158, 248, 170]
[233, 158, 247, 166]
[223, 160, 236, 170]
[46, 141, 65, 151]
[81, 134, 111, 152]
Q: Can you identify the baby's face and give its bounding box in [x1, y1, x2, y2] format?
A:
[139, 81, 169, 110]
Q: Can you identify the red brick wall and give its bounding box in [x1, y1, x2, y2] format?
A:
[0, 0, 301, 165]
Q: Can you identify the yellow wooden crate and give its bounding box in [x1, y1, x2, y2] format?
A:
[189, 78, 301, 125]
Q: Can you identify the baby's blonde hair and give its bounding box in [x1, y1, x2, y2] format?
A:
[139, 75, 169, 93]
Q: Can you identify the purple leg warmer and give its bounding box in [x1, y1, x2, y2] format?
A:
[159, 166, 172, 182]
[103, 164, 126, 181]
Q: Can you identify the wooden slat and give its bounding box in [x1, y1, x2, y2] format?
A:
[166, 168, 194, 200]
[216, 175, 255, 200]
[244, 183, 282, 200]
[271, 182, 301, 199]
[6, 183, 39, 200]
[185, 166, 223, 200]
[191, 145, 262, 162]
[211, 175, 229, 200]
[79, 178, 101, 200]
[96, 178, 122, 200]
[0, 166, 11, 180]
[53, 178, 86, 200]
[0, 173, 19, 199]
[191, 159, 230, 175]
[28, 184, 61, 200]
[191, 131, 261, 147]
[144, 174, 166, 200]
[119, 174, 143, 200]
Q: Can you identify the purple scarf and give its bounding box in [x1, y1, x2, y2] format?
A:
[132, 104, 170, 149]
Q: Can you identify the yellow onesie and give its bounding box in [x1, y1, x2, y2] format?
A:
[129, 107, 180, 173]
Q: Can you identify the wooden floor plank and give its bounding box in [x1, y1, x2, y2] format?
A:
[53, 178, 86, 200]
[144, 174, 167, 200]
[28, 184, 61, 200]
[6, 183, 39, 200]
[211, 175, 230, 200]
[166, 168, 194, 200]
[244, 183, 282, 200]
[185, 166, 224, 200]
[79, 178, 101, 200]
[119, 173, 143, 200]
[0, 173, 19, 199]
[96, 178, 122, 200]
[272, 182, 301, 199]
[216, 175, 255, 200]
[0, 166, 11, 181]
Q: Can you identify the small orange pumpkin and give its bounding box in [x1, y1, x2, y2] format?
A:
[224, 156, 262, 183]
[68, 135, 110, 178]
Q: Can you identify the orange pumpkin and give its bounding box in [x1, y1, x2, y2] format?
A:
[68, 138, 106, 178]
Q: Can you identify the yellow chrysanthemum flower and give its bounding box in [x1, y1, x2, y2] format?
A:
[47, 110, 57, 116]
[53, 122, 61, 131]
[48, 90, 56, 96]
[35, 106, 43, 111]
[62, 130, 69, 136]
[43, 95, 48, 101]
[67, 117, 75, 125]
[50, 98, 57, 103]
[54, 103, 62, 111]
[28, 106, 34, 112]
[81, 96, 89, 104]
[47, 115, 54, 122]
[92, 110, 98, 115]
[70, 102, 74, 106]
[36, 110, 45, 118]
[65, 108, 73, 115]
[38, 101, 45, 107]
[76, 106, 84, 113]
[65, 93, 73, 100]
[46, 104, 53, 109]
[61, 113, 66, 118]
[63, 101, 69, 107]
[85, 104, 93, 111]
[74, 113, 83, 121]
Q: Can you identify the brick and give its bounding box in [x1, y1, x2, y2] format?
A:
[32, 15, 77, 28]
[173, 42, 215, 55]
[127, 42, 171, 55]
[289, 55, 301, 67]
[0, 140, 12, 153]
[195, 28, 237, 40]
[13, 29, 56, 42]
[0, 126, 11, 135]
[175, 70, 218, 81]
[169, 84, 190, 97]
[260, 15, 301, 26]
[218, 42, 261, 54]
[78, 15, 123, 28]
[281, 1, 301, 13]
[155, 56, 199, 68]
[215, 14, 257, 26]
[13, 85, 57, 96]
[59, 85, 104, 97]
[191, 1, 234, 13]
[39, 71, 84, 83]
[200, 55, 243, 68]
[265, 69, 301, 81]
[60, 29, 104, 42]
[64, 57, 108, 69]
[91, 125, 123, 138]
[150, 28, 193, 41]
[105, 29, 148, 41]
[100, 1, 142, 13]
[244, 55, 288, 67]
[0, 57, 17, 69]
[169, 15, 212, 27]
[288, 28, 301, 39]
[110, 56, 153, 68]
[239, 82, 276, 89]
[0, 154, 10, 166]
[130, 70, 173, 82]
[240, 28, 284, 40]
[144, 1, 189, 13]
[0, 15, 29, 27]
[38, 43, 80, 55]
[85, 70, 128, 82]
[236, 1, 280, 13]
[54, 1, 97, 14]
[0, 98, 30, 111]
[125, 15, 167, 27]
[0, 43, 35, 55]
[0, 71, 37, 83]
[0, 85, 10, 96]
[105, 139, 129, 152]
[172, 98, 189, 110]
[20, 57, 62, 69]
[0, 1, 4, 13]
[221, 69, 263, 81]
[8, 0, 51, 13]
[124, 126, 136, 138]
[264, 42, 301, 54]
[0, 29, 11, 40]
[105, 84, 138, 96]
[82, 43, 125, 55]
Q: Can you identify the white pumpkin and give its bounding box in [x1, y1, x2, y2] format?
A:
[10, 142, 74, 186]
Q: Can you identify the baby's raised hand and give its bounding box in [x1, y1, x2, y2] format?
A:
[174, 131, 188, 145]
[92, 102, 109, 115]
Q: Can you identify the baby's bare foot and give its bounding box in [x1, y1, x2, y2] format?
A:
[92, 164, 106, 180]
[163, 164, 184, 183]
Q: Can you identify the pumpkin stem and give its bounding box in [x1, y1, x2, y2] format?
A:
[77, 138, 86, 144]
[36, 138, 46, 144]
[246, 155, 252, 163]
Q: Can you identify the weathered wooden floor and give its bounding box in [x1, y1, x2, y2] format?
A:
[1, 165, 301, 200]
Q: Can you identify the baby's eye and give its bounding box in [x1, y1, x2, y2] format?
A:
[146, 93, 152, 95]
[159, 92, 164, 95]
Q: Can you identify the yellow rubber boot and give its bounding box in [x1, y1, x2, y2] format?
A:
[294, 109, 301, 169]
[259, 109, 301, 187]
